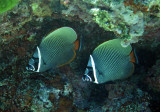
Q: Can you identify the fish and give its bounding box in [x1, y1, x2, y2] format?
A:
[82, 39, 138, 84]
[26, 27, 79, 72]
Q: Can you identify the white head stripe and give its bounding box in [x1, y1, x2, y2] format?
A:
[90, 55, 98, 84]
[36, 46, 41, 72]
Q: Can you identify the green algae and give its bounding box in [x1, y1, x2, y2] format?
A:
[93, 10, 114, 31]
[92, 9, 131, 40]
[0, 0, 19, 14]
[31, 2, 52, 17]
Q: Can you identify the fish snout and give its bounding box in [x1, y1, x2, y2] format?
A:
[26, 64, 35, 71]
[82, 74, 92, 82]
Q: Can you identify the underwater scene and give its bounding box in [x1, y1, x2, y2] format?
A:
[0, 0, 160, 112]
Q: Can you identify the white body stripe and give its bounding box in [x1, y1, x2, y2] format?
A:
[36, 46, 41, 72]
[90, 55, 98, 84]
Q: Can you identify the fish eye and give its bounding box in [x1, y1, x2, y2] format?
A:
[26, 64, 35, 71]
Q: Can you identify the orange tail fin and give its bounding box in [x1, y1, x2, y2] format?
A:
[130, 50, 138, 64]
[74, 40, 80, 51]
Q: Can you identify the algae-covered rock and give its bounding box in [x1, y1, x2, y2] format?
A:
[0, 0, 19, 14]
[31, 2, 52, 17]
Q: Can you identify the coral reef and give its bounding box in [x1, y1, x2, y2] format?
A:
[62, 0, 160, 46]
[103, 82, 150, 112]
[0, 0, 160, 111]
[31, 2, 52, 17]
[145, 59, 160, 92]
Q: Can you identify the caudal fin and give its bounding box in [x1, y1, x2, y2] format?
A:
[130, 49, 138, 64]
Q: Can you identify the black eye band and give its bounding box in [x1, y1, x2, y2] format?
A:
[32, 57, 39, 63]
[31, 58, 39, 71]
[85, 66, 95, 82]
[85, 67, 93, 74]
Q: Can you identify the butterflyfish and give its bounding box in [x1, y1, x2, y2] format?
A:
[82, 39, 138, 84]
[26, 27, 79, 72]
